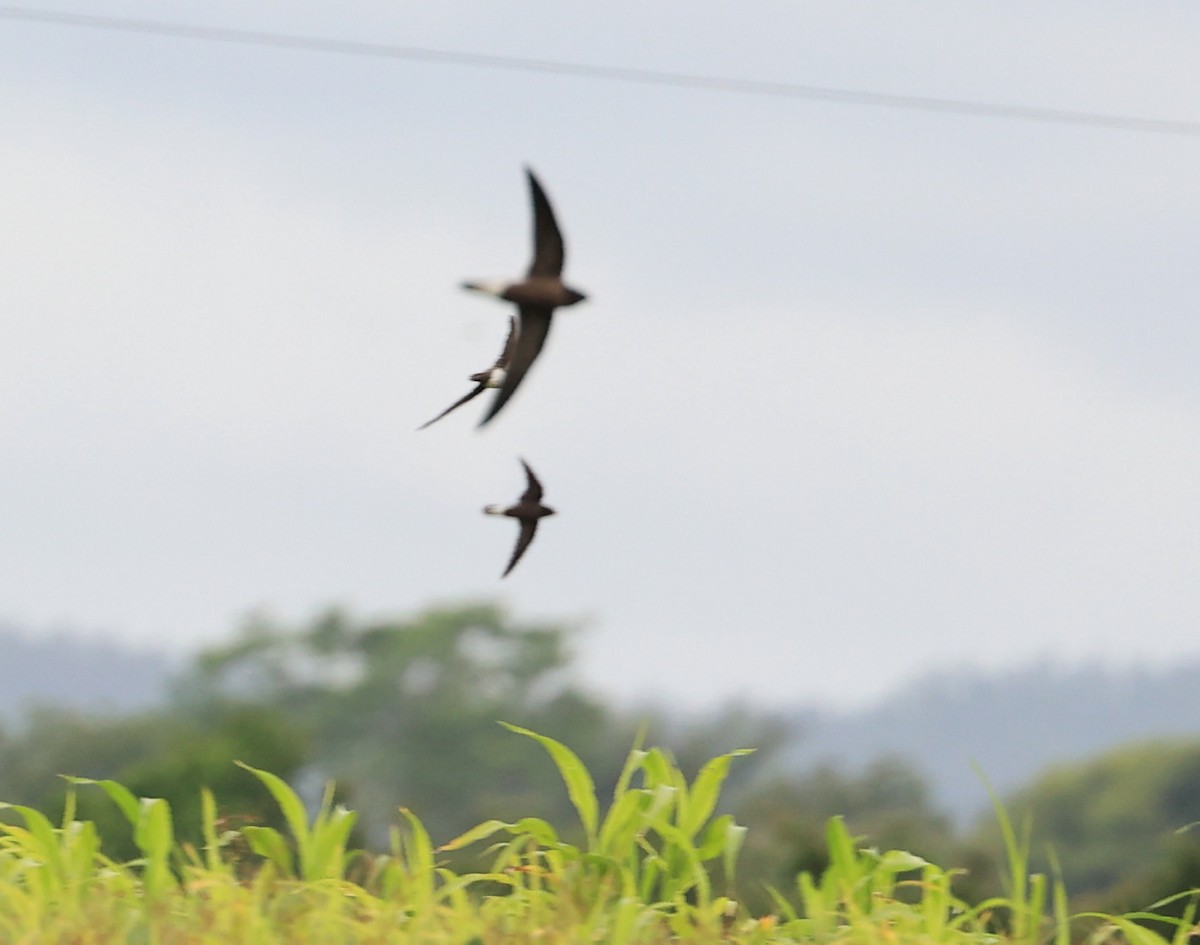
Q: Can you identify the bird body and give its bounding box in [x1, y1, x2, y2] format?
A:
[484, 458, 555, 577]
[464, 168, 587, 426]
[422, 169, 580, 579]
[463, 277, 586, 311]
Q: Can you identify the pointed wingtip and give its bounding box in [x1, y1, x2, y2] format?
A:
[477, 393, 505, 427]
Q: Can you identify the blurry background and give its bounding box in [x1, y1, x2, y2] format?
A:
[2, 0, 1199, 915]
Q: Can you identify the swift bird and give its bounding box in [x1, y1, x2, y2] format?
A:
[462, 167, 587, 426]
[417, 315, 517, 430]
[484, 458, 555, 578]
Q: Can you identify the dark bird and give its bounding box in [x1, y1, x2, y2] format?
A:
[484, 458, 555, 578]
[462, 167, 587, 426]
[417, 315, 517, 430]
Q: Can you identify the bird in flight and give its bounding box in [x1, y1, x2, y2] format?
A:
[417, 315, 517, 430]
[462, 167, 587, 426]
[483, 458, 556, 577]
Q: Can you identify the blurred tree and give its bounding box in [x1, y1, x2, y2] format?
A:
[733, 756, 955, 912]
[0, 707, 168, 800]
[965, 739, 1200, 906]
[645, 702, 793, 789]
[0, 703, 307, 860]
[0, 601, 799, 873]
[1077, 828, 1200, 937]
[173, 602, 634, 843]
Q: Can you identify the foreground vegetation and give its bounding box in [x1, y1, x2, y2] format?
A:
[1, 726, 1197, 944]
[5, 604, 1200, 921]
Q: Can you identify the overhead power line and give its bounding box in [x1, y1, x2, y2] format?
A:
[3, 5, 1200, 137]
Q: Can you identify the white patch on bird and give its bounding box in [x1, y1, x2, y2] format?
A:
[485, 367, 507, 388]
[463, 280, 511, 298]
[483, 504, 507, 516]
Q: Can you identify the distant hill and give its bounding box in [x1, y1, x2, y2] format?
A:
[5, 620, 1200, 827]
[0, 623, 174, 722]
[777, 659, 1200, 825]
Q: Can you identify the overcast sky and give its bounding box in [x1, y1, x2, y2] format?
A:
[2, 2, 1199, 711]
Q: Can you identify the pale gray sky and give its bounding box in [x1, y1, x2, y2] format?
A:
[2, 2, 1199, 710]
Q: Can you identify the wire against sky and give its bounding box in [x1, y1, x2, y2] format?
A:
[4, 5, 1200, 137]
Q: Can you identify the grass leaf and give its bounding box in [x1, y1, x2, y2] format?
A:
[236, 761, 310, 851]
[500, 722, 598, 846]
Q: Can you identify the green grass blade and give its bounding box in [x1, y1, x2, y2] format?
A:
[439, 819, 510, 852]
[65, 777, 140, 829]
[134, 797, 176, 895]
[0, 804, 67, 886]
[198, 787, 227, 875]
[500, 722, 598, 846]
[134, 797, 173, 862]
[598, 786, 652, 859]
[304, 805, 356, 881]
[395, 807, 436, 905]
[397, 807, 434, 872]
[824, 816, 860, 887]
[766, 884, 799, 922]
[639, 748, 675, 790]
[681, 750, 752, 839]
[720, 820, 748, 891]
[507, 817, 560, 846]
[242, 825, 294, 875]
[236, 761, 310, 850]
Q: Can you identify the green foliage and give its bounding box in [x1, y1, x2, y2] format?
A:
[175, 603, 636, 843]
[0, 703, 308, 864]
[440, 723, 751, 925]
[967, 739, 1200, 906]
[0, 603, 792, 904]
[735, 755, 956, 912]
[237, 761, 358, 882]
[9, 601, 1200, 933]
[1, 728, 1191, 945]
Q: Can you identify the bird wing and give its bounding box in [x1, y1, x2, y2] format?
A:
[416, 381, 488, 430]
[502, 518, 540, 578]
[478, 306, 552, 426]
[421, 315, 517, 429]
[518, 457, 544, 503]
[525, 168, 565, 278]
[495, 314, 519, 368]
